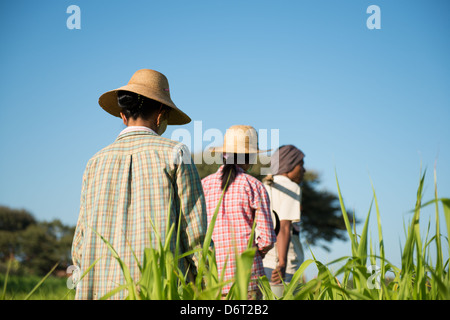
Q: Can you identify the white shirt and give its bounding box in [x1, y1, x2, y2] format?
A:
[266, 175, 301, 222]
[263, 175, 303, 274]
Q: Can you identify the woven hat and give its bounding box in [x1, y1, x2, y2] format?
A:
[211, 125, 270, 154]
[98, 69, 191, 125]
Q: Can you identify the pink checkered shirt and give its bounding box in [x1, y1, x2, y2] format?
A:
[202, 165, 276, 294]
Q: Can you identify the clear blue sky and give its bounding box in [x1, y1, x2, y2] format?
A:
[1, 0, 449, 278]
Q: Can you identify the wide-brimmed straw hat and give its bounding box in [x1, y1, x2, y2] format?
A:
[211, 125, 270, 154]
[98, 69, 191, 125]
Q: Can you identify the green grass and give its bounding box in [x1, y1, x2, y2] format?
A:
[0, 273, 74, 300]
[2, 168, 449, 300]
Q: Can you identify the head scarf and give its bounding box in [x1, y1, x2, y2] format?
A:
[270, 145, 305, 175]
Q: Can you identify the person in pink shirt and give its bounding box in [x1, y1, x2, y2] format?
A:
[202, 125, 276, 300]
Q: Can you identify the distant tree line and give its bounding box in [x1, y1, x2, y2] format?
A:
[0, 206, 74, 276]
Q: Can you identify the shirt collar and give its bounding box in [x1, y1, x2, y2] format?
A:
[118, 126, 158, 137]
[274, 174, 299, 186]
[218, 164, 245, 174]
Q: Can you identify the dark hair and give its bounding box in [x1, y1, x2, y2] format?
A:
[221, 153, 254, 191]
[117, 90, 167, 120]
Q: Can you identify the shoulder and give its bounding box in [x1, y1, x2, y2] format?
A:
[134, 134, 189, 155]
[274, 175, 300, 193]
[202, 170, 220, 185]
[118, 132, 187, 151]
[93, 133, 190, 161]
[239, 172, 268, 195]
[201, 174, 212, 185]
[243, 172, 264, 187]
[271, 175, 301, 204]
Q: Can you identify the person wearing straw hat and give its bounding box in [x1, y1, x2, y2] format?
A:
[71, 69, 207, 300]
[201, 125, 276, 299]
[263, 145, 306, 288]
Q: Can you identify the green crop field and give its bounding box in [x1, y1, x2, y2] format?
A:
[0, 273, 74, 300]
[2, 170, 449, 300]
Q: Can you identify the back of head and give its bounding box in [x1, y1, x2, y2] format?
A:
[117, 90, 168, 120]
[221, 153, 254, 191]
[270, 145, 305, 175]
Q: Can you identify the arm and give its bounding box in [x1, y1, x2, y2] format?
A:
[271, 220, 292, 283]
[174, 145, 208, 277]
[269, 180, 301, 283]
[254, 184, 277, 257]
[72, 169, 87, 269]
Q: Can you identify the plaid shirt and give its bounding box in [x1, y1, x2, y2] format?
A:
[72, 130, 207, 299]
[202, 166, 276, 294]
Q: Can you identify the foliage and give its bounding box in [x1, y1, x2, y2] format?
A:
[0, 206, 36, 263]
[0, 272, 74, 300]
[1, 167, 448, 300]
[300, 171, 356, 251]
[58, 168, 448, 300]
[0, 206, 36, 232]
[0, 207, 74, 276]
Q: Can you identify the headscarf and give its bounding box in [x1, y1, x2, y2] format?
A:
[270, 145, 305, 175]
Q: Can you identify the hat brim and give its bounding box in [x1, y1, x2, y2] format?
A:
[98, 84, 191, 125]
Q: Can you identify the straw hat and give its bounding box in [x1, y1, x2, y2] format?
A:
[98, 69, 191, 125]
[211, 125, 270, 154]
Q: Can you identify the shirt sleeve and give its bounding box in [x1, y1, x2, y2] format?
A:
[252, 182, 276, 252]
[173, 144, 208, 275]
[72, 168, 87, 268]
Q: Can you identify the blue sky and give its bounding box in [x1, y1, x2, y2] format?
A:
[1, 0, 449, 278]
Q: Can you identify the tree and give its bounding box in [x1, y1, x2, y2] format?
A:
[0, 205, 36, 232]
[0, 206, 36, 262]
[0, 206, 74, 275]
[299, 171, 355, 251]
[17, 220, 74, 275]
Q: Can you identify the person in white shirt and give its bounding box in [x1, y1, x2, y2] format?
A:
[263, 145, 306, 285]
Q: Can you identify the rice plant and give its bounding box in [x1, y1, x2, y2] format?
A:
[259, 168, 450, 300]
[2, 167, 448, 300]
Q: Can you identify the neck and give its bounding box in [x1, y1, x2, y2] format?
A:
[126, 118, 158, 132]
[280, 172, 300, 184]
[237, 164, 250, 171]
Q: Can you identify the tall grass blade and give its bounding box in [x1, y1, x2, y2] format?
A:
[89, 227, 138, 299]
[1, 258, 12, 300]
[335, 170, 357, 256]
[282, 259, 314, 299]
[234, 248, 256, 299]
[24, 262, 59, 300]
[402, 171, 425, 275]
[433, 167, 443, 275]
[370, 178, 385, 280]
[357, 197, 373, 265]
[100, 284, 129, 300]
[61, 255, 104, 300]
[258, 276, 276, 300]
[441, 198, 450, 260]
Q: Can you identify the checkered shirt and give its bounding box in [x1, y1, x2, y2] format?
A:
[201, 166, 276, 294]
[71, 130, 207, 299]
